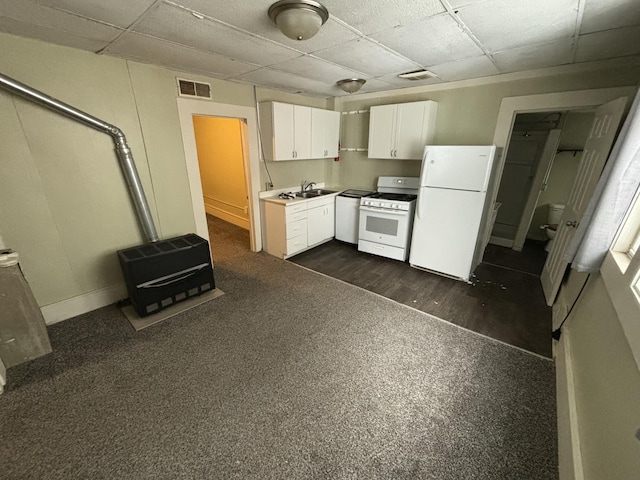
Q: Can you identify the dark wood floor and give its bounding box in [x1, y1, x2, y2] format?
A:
[206, 215, 552, 358]
[290, 239, 552, 358]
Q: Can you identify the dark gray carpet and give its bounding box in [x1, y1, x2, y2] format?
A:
[0, 218, 557, 479]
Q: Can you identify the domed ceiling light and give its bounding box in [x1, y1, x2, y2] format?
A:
[268, 0, 329, 41]
[337, 78, 366, 94]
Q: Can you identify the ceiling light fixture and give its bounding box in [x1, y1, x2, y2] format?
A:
[268, 0, 329, 41]
[336, 78, 366, 94]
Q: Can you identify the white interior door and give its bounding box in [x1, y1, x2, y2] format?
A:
[513, 129, 562, 250]
[541, 97, 628, 305]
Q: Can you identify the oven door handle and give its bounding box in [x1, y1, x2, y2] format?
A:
[359, 206, 408, 216]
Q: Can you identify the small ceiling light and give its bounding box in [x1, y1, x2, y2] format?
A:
[268, 0, 329, 41]
[337, 78, 366, 94]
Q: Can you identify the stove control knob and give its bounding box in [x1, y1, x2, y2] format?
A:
[392, 204, 398, 209]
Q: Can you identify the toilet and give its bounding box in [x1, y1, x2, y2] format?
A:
[543, 203, 565, 252]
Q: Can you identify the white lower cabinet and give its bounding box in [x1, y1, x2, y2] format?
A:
[307, 196, 335, 246]
[263, 196, 336, 258]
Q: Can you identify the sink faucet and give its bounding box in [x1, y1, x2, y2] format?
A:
[301, 180, 316, 192]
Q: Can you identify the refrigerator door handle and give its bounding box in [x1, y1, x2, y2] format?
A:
[416, 191, 425, 220]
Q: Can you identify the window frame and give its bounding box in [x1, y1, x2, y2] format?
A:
[601, 186, 640, 370]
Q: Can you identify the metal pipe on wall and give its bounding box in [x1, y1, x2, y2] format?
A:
[0, 72, 159, 243]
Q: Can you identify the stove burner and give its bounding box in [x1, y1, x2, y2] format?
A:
[369, 192, 417, 202]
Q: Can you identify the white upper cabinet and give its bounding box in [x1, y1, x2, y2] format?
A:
[367, 100, 438, 160]
[311, 109, 340, 159]
[259, 102, 339, 161]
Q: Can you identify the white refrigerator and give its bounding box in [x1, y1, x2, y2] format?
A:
[409, 145, 498, 281]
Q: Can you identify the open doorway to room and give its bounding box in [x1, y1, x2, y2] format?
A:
[489, 110, 595, 268]
[192, 116, 252, 257]
[177, 98, 263, 263]
[488, 89, 631, 307]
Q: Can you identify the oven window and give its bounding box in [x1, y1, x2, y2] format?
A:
[366, 215, 398, 236]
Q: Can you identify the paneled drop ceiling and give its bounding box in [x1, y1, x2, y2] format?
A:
[1, 0, 639, 97]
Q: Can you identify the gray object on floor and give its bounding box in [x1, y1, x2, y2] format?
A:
[0, 260, 52, 368]
[0, 218, 558, 479]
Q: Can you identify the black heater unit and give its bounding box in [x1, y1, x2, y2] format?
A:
[117, 233, 215, 317]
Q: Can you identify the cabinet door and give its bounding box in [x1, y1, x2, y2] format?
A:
[311, 109, 340, 158]
[325, 110, 340, 157]
[272, 102, 295, 160]
[307, 203, 335, 245]
[293, 105, 312, 160]
[368, 104, 396, 159]
[394, 102, 428, 160]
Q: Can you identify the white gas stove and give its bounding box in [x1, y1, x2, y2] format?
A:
[358, 176, 419, 261]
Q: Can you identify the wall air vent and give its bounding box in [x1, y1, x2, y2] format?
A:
[397, 69, 438, 81]
[177, 78, 212, 99]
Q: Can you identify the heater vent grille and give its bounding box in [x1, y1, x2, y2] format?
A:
[398, 69, 438, 81]
[177, 78, 212, 99]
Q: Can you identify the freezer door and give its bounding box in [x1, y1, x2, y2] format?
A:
[410, 187, 485, 281]
[420, 145, 496, 191]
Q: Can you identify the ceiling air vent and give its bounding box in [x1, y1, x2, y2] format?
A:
[397, 69, 438, 81]
[177, 78, 212, 99]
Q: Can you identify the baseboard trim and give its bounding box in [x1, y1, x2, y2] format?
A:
[204, 204, 249, 230]
[489, 236, 514, 248]
[555, 328, 584, 480]
[41, 283, 127, 325]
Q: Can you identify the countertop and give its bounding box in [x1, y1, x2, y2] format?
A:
[260, 185, 344, 206]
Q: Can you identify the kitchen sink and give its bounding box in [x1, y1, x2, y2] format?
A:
[295, 189, 336, 198]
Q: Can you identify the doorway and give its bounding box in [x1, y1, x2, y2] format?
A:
[192, 116, 250, 236]
[177, 98, 263, 253]
[492, 111, 595, 252]
[489, 88, 633, 306]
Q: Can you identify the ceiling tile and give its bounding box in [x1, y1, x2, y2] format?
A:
[167, 0, 359, 53]
[428, 55, 499, 81]
[321, 0, 445, 35]
[234, 67, 335, 96]
[107, 33, 259, 78]
[0, 16, 117, 52]
[576, 25, 640, 62]
[493, 38, 574, 73]
[370, 13, 483, 66]
[0, 0, 122, 42]
[313, 38, 420, 77]
[134, 2, 300, 66]
[448, 0, 492, 7]
[457, 0, 579, 52]
[581, 0, 640, 34]
[269, 55, 369, 85]
[30, 0, 158, 28]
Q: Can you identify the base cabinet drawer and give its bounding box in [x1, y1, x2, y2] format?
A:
[286, 218, 307, 239]
[287, 234, 308, 255]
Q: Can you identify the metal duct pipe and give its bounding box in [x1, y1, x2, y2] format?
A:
[0, 72, 159, 243]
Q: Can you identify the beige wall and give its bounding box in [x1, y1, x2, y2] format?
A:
[0, 33, 329, 308]
[335, 68, 640, 189]
[563, 274, 640, 480]
[193, 116, 249, 228]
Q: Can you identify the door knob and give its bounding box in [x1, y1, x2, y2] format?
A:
[566, 220, 579, 228]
